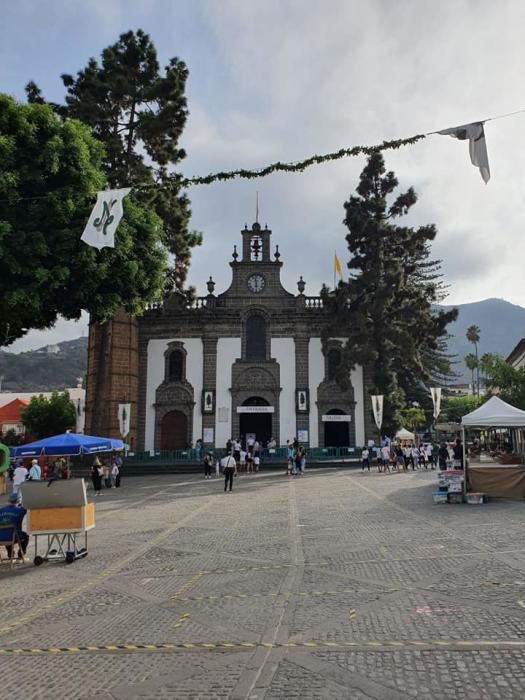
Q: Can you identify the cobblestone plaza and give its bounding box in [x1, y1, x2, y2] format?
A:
[1, 468, 525, 699]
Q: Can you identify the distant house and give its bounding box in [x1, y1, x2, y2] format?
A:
[0, 388, 85, 433]
[506, 339, 525, 369]
[446, 383, 473, 396]
[46, 344, 60, 355]
[0, 398, 29, 436]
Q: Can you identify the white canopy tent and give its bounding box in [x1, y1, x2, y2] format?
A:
[461, 396, 525, 497]
[461, 395, 525, 428]
[395, 427, 415, 441]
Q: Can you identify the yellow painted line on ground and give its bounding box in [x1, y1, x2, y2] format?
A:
[518, 600, 525, 608]
[170, 573, 204, 602]
[0, 640, 522, 654]
[0, 497, 216, 637]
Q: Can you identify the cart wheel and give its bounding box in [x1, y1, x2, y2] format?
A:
[65, 552, 75, 564]
[34, 556, 44, 566]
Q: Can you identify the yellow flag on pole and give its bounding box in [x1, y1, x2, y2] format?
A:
[334, 253, 342, 279]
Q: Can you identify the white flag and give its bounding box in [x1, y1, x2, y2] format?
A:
[371, 395, 384, 431]
[118, 403, 131, 438]
[438, 122, 490, 183]
[430, 387, 442, 420]
[81, 188, 131, 249]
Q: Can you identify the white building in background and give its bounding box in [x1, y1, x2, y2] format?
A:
[135, 222, 373, 452]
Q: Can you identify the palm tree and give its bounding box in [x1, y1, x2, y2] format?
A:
[466, 325, 481, 397]
[465, 353, 478, 396]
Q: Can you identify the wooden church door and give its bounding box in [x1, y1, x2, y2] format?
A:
[161, 410, 188, 450]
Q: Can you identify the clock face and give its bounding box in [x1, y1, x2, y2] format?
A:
[247, 274, 265, 293]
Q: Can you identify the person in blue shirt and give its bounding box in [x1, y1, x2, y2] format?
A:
[0, 494, 29, 560]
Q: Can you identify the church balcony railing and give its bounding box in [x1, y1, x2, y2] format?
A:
[304, 296, 324, 309]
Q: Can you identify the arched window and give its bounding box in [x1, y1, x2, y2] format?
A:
[168, 349, 184, 382]
[327, 349, 341, 380]
[246, 314, 266, 360]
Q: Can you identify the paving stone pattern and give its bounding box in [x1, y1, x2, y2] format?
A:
[1, 469, 525, 699]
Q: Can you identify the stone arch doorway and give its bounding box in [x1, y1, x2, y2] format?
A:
[323, 409, 350, 447]
[239, 397, 272, 446]
[160, 410, 188, 450]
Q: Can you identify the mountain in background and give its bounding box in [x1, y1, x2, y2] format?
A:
[442, 298, 525, 381]
[0, 298, 524, 391]
[0, 337, 88, 392]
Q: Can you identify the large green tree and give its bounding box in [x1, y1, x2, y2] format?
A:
[21, 391, 77, 439]
[27, 28, 201, 289]
[322, 153, 457, 433]
[481, 352, 525, 409]
[0, 94, 167, 346]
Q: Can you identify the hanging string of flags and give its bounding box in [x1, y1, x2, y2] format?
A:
[81, 119, 493, 249]
[3, 107, 525, 248]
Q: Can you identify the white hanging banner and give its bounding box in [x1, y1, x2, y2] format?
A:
[371, 395, 384, 431]
[430, 387, 442, 420]
[81, 188, 131, 249]
[438, 122, 490, 184]
[118, 403, 131, 438]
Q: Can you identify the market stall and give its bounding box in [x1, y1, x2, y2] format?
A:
[395, 427, 415, 444]
[462, 396, 525, 499]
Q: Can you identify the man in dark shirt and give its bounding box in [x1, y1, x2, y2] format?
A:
[0, 494, 29, 560]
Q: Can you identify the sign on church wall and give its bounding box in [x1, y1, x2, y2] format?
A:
[236, 406, 275, 414]
[322, 414, 351, 422]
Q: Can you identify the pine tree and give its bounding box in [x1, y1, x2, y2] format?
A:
[322, 153, 457, 433]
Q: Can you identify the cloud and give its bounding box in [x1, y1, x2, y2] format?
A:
[4, 0, 525, 351]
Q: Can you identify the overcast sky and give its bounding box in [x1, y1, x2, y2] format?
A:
[3, 0, 525, 352]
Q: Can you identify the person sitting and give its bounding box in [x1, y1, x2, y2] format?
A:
[0, 494, 29, 562]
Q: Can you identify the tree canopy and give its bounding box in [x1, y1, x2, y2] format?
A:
[27, 28, 201, 290]
[0, 94, 167, 347]
[481, 352, 525, 410]
[321, 153, 457, 433]
[21, 391, 77, 439]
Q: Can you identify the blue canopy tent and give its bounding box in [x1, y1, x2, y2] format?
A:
[11, 433, 124, 458]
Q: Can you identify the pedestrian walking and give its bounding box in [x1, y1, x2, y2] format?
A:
[381, 444, 391, 473]
[91, 459, 103, 496]
[203, 451, 214, 479]
[361, 447, 370, 471]
[286, 441, 294, 475]
[220, 453, 237, 492]
[28, 459, 41, 481]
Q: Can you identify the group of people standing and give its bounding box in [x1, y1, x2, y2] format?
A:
[286, 439, 307, 476]
[90, 455, 122, 495]
[361, 439, 464, 473]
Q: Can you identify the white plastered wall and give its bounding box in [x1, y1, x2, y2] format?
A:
[271, 338, 296, 444]
[308, 338, 324, 447]
[215, 338, 241, 448]
[144, 338, 203, 452]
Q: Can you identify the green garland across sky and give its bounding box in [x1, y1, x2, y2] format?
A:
[182, 133, 426, 187]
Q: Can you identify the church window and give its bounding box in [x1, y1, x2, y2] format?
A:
[327, 349, 341, 380]
[246, 314, 266, 360]
[168, 349, 184, 382]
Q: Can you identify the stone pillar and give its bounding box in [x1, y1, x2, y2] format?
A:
[202, 336, 218, 447]
[84, 310, 138, 449]
[294, 335, 310, 445]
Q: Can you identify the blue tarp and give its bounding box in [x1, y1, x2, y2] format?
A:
[11, 432, 124, 457]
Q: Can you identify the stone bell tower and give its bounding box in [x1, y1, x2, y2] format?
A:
[84, 309, 138, 449]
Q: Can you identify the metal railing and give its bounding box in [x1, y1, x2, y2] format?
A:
[124, 446, 361, 465]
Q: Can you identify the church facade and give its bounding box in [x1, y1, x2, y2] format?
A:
[131, 222, 373, 452]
